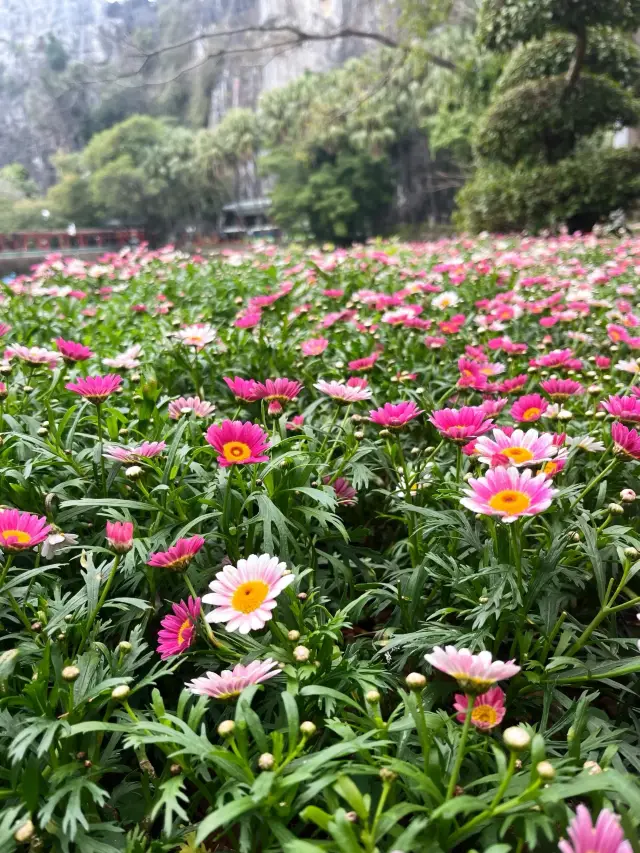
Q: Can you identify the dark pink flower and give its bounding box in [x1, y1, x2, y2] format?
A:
[370, 401, 422, 429]
[205, 420, 270, 466]
[66, 374, 122, 404]
[601, 395, 640, 424]
[106, 521, 134, 553]
[224, 376, 261, 403]
[55, 338, 94, 363]
[348, 353, 380, 371]
[612, 422, 640, 460]
[429, 407, 493, 442]
[559, 805, 631, 853]
[323, 475, 357, 505]
[510, 393, 548, 423]
[0, 508, 50, 552]
[157, 597, 201, 659]
[540, 379, 584, 400]
[147, 536, 205, 573]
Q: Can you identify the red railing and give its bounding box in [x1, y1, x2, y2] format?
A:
[0, 228, 145, 253]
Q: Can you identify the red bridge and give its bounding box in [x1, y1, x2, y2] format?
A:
[0, 227, 145, 253]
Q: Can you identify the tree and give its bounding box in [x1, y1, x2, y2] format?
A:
[457, 0, 640, 232]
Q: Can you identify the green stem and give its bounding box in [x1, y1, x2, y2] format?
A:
[569, 456, 616, 511]
[0, 555, 14, 589]
[448, 779, 542, 846]
[446, 697, 473, 800]
[96, 403, 106, 496]
[183, 572, 227, 651]
[78, 554, 120, 654]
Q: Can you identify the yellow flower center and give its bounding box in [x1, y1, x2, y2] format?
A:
[471, 704, 498, 726]
[522, 407, 541, 421]
[0, 529, 31, 545]
[451, 673, 494, 692]
[541, 461, 558, 475]
[502, 446, 534, 463]
[222, 441, 251, 463]
[177, 618, 192, 647]
[488, 489, 531, 514]
[231, 580, 269, 614]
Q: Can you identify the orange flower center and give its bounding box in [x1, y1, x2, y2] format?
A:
[222, 441, 251, 463]
[522, 407, 541, 421]
[0, 529, 31, 545]
[472, 704, 498, 726]
[177, 618, 192, 647]
[502, 446, 534, 463]
[231, 580, 269, 613]
[488, 489, 531, 514]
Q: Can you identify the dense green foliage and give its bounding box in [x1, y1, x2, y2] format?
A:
[1, 236, 640, 850]
[458, 0, 640, 232]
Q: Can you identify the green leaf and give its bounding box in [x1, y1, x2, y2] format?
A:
[195, 796, 256, 844]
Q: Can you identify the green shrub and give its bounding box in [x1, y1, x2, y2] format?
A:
[475, 74, 640, 165]
[456, 147, 640, 233]
[479, 0, 640, 51]
[497, 31, 640, 93]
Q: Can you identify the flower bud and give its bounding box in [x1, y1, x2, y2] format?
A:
[117, 641, 132, 654]
[608, 502, 624, 515]
[170, 763, 182, 775]
[366, 689, 381, 704]
[297, 592, 308, 600]
[287, 629, 300, 641]
[217, 720, 235, 738]
[379, 767, 397, 783]
[300, 721, 316, 737]
[258, 752, 275, 771]
[583, 760, 602, 775]
[620, 489, 636, 503]
[293, 645, 310, 662]
[536, 761, 555, 781]
[405, 672, 426, 690]
[503, 726, 531, 752]
[14, 819, 34, 843]
[125, 465, 143, 480]
[111, 684, 131, 701]
[62, 665, 80, 682]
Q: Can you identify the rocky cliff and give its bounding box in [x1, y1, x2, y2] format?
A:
[0, 0, 392, 186]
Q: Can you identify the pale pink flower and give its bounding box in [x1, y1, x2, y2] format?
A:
[173, 323, 216, 349]
[186, 659, 280, 699]
[5, 344, 61, 369]
[559, 805, 632, 853]
[425, 646, 520, 692]
[461, 466, 557, 522]
[202, 553, 294, 633]
[301, 337, 329, 356]
[474, 428, 557, 467]
[168, 396, 215, 419]
[103, 345, 142, 370]
[314, 380, 372, 403]
[103, 441, 166, 463]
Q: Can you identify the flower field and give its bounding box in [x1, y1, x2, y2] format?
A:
[1, 236, 640, 852]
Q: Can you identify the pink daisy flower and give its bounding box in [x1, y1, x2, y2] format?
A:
[453, 686, 506, 730]
[157, 596, 200, 659]
[147, 536, 205, 573]
[461, 466, 557, 522]
[323, 475, 357, 506]
[0, 323, 11, 337]
[611, 422, 640, 460]
[425, 646, 520, 693]
[369, 401, 423, 429]
[600, 395, 640, 424]
[205, 420, 270, 467]
[234, 311, 262, 329]
[559, 805, 632, 853]
[105, 520, 134, 553]
[301, 337, 329, 356]
[6, 344, 61, 369]
[510, 393, 549, 423]
[224, 376, 261, 403]
[173, 323, 216, 349]
[186, 658, 280, 700]
[498, 375, 528, 394]
[54, 338, 94, 363]
[0, 509, 50, 552]
[348, 353, 380, 371]
[314, 380, 372, 403]
[66, 374, 122, 404]
[168, 396, 215, 419]
[540, 378, 584, 400]
[479, 398, 508, 416]
[538, 457, 567, 477]
[474, 428, 557, 467]
[347, 376, 369, 389]
[429, 407, 494, 442]
[103, 441, 166, 464]
[202, 553, 294, 634]
[286, 414, 305, 431]
[255, 378, 303, 415]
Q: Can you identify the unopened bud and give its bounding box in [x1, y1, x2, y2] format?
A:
[379, 767, 397, 783]
[217, 720, 235, 738]
[366, 689, 380, 704]
[287, 630, 300, 641]
[117, 641, 132, 654]
[625, 546, 639, 559]
[170, 763, 182, 775]
[583, 760, 602, 775]
[14, 819, 34, 843]
[293, 645, 310, 662]
[405, 672, 426, 690]
[620, 489, 636, 503]
[536, 761, 555, 780]
[503, 726, 531, 752]
[608, 502, 624, 515]
[62, 665, 80, 682]
[300, 721, 316, 737]
[125, 465, 143, 480]
[345, 810, 358, 822]
[258, 752, 275, 770]
[111, 684, 131, 701]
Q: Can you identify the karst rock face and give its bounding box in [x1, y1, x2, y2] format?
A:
[0, 0, 391, 183]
